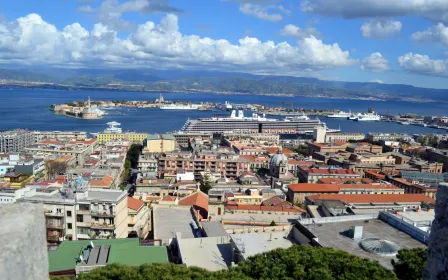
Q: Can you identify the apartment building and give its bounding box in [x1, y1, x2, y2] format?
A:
[137, 154, 158, 173]
[25, 138, 97, 166]
[127, 197, 150, 238]
[0, 129, 36, 153]
[297, 166, 360, 183]
[325, 132, 365, 143]
[0, 186, 35, 203]
[144, 134, 176, 153]
[34, 131, 88, 142]
[21, 186, 128, 245]
[287, 183, 404, 203]
[97, 132, 147, 144]
[159, 152, 251, 178]
[366, 133, 410, 142]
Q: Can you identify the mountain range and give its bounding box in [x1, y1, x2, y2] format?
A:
[1, 68, 447, 102]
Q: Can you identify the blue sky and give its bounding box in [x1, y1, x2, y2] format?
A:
[2, 0, 448, 89]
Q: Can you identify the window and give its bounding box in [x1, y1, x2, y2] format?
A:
[67, 223, 72, 229]
[77, 215, 84, 223]
[67, 210, 72, 217]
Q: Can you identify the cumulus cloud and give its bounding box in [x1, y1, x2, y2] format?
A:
[239, 4, 283, 22]
[412, 23, 448, 46]
[0, 13, 356, 73]
[361, 20, 402, 39]
[78, 5, 94, 12]
[398, 53, 448, 77]
[301, 0, 448, 24]
[280, 24, 321, 38]
[361, 52, 389, 72]
[82, 0, 181, 30]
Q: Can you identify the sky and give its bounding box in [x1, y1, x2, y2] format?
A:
[1, 0, 448, 89]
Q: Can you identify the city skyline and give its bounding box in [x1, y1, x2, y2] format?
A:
[1, 0, 448, 89]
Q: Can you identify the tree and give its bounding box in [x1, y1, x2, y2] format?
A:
[200, 175, 213, 194]
[270, 220, 276, 226]
[126, 144, 142, 169]
[392, 248, 427, 280]
[292, 144, 309, 156]
[46, 160, 68, 179]
[77, 245, 396, 280]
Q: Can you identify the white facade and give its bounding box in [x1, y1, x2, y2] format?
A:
[0, 187, 35, 204]
[177, 172, 195, 182]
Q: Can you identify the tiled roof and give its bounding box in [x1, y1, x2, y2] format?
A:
[288, 183, 401, 193]
[307, 194, 435, 204]
[317, 178, 372, 184]
[89, 175, 113, 188]
[161, 195, 176, 201]
[307, 169, 359, 175]
[266, 147, 295, 155]
[178, 191, 209, 218]
[288, 159, 314, 165]
[127, 197, 145, 211]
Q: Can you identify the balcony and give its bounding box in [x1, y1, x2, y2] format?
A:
[76, 222, 91, 228]
[44, 211, 64, 217]
[47, 235, 63, 242]
[77, 209, 90, 215]
[46, 223, 64, 230]
[91, 211, 115, 218]
[91, 223, 115, 230]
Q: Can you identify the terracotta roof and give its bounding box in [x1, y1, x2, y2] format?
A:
[127, 197, 145, 211]
[89, 175, 113, 188]
[389, 177, 413, 186]
[307, 194, 435, 204]
[161, 195, 176, 201]
[241, 155, 255, 162]
[307, 169, 359, 175]
[145, 196, 161, 201]
[261, 196, 290, 207]
[288, 159, 314, 165]
[317, 178, 371, 184]
[288, 183, 401, 193]
[266, 147, 295, 155]
[178, 191, 209, 218]
[55, 155, 73, 162]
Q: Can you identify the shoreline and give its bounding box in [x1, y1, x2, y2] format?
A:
[0, 85, 441, 104]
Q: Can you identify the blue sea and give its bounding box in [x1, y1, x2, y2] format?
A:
[0, 89, 446, 135]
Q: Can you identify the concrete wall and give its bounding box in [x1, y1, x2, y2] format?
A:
[114, 196, 129, 238]
[425, 183, 448, 279]
[0, 203, 48, 280]
[379, 211, 430, 245]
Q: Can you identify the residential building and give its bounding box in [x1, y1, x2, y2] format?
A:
[21, 185, 128, 245]
[34, 131, 87, 142]
[170, 132, 213, 148]
[97, 132, 147, 144]
[144, 134, 176, 153]
[0, 186, 35, 203]
[389, 177, 438, 200]
[0, 129, 36, 153]
[287, 183, 404, 203]
[3, 172, 34, 188]
[308, 142, 347, 155]
[367, 133, 411, 142]
[232, 194, 263, 205]
[297, 166, 360, 183]
[325, 132, 365, 143]
[159, 152, 251, 178]
[346, 142, 383, 154]
[137, 154, 158, 173]
[127, 197, 150, 238]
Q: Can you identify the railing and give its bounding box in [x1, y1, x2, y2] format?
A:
[298, 214, 378, 225]
[90, 211, 115, 217]
[91, 223, 115, 229]
[46, 223, 64, 229]
[77, 209, 90, 215]
[44, 211, 64, 217]
[379, 211, 430, 244]
[76, 222, 91, 227]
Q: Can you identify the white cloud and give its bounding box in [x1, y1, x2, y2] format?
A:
[85, 0, 181, 30]
[361, 52, 389, 72]
[398, 53, 448, 77]
[239, 4, 283, 22]
[0, 13, 356, 73]
[361, 20, 402, 39]
[280, 24, 321, 38]
[278, 5, 291, 16]
[412, 23, 448, 46]
[78, 5, 94, 13]
[371, 79, 384, 84]
[301, 0, 448, 24]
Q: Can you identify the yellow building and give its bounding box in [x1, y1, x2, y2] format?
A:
[144, 134, 176, 153]
[97, 132, 147, 144]
[233, 195, 263, 205]
[3, 173, 34, 188]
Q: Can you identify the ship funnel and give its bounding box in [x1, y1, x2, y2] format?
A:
[230, 110, 237, 118]
[238, 110, 244, 118]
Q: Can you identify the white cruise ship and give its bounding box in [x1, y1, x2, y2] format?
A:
[327, 110, 351, 118]
[356, 113, 381, 121]
[160, 104, 199, 110]
[347, 113, 362, 120]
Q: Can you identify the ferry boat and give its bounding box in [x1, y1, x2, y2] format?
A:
[347, 113, 363, 120]
[355, 113, 381, 121]
[160, 104, 199, 110]
[90, 121, 122, 137]
[400, 121, 410, 125]
[182, 110, 326, 134]
[327, 110, 351, 118]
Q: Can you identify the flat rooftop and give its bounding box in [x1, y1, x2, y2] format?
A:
[153, 206, 196, 244]
[395, 210, 435, 223]
[231, 232, 294, 260]
[201, 221, 229, 237]
[48, 239, 168, 273]
[177, 236, 232, 271]
[301, 219, 426, 269]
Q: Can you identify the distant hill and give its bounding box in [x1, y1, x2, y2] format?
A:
[1, 67, 447, 102]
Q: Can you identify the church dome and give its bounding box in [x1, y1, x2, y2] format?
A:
[270, 147, 288, 166]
